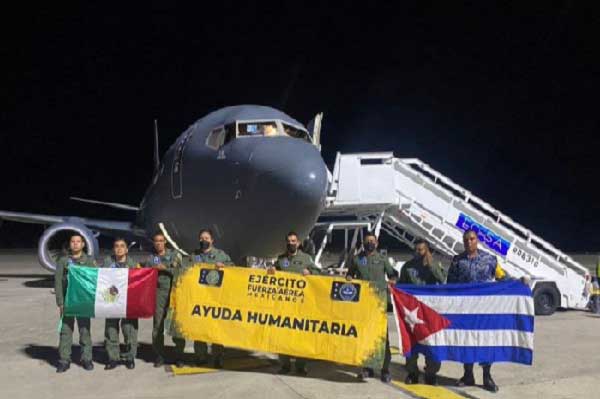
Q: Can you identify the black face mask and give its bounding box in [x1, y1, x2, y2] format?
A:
[287, 244, 297, 253]
[199, 240, 211, 251]
[364, 242, 376, 253]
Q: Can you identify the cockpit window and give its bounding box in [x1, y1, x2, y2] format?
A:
[238, 121, 278, 137]
[205, 127, 225, 150]
[282, 123, 310, 142]
[208, 119, 312, 149]
[223, 123, 236, 145]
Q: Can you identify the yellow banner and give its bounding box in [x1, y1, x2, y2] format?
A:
[169, 264, 388, 369]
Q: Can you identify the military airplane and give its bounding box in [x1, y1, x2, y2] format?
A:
[0, 105, 329, 270]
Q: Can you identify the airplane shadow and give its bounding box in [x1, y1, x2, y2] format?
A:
[0, 273, 55, 288]
[0, 274, 51, 278]
[22, 277, 54, 288]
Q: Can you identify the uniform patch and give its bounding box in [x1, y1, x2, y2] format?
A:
[199, 268, 224, 287]
[330, 281, 361, 302]
[153, 256, 160, 265]
[110, 263, 118, 269]
[194, 255, 202, 262]
[282, 259, 290, 268]
[359, 257, 368, 266]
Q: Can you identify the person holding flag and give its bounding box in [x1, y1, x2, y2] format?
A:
[398, 239, 446, 385]
[447, 229, 501, 392]
[392, 230, 533, 394]
[102, 238, 139, 370]
[54, 233, 97, 373]
[346, 231, 398, 383]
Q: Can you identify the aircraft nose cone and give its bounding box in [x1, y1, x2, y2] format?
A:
[238, 137, 328, 255]
[250, 138, 328, 204]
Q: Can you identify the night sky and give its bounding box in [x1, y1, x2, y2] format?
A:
[2, 3, 599, 251]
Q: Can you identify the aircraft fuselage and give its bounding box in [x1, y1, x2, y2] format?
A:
[136, 106, 328, 262]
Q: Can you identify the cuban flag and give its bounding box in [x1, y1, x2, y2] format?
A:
[391, 280, 534, 365]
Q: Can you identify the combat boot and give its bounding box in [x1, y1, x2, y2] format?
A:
[456, 374, 475, 387]
[82, 360, 94, 371]
[56, 362, 70, 373]
[457, 364, 475, 387]
[153, 356, 165, 368]
[424, 373, 438, 386]
[483, 374, 499, 392]
[104, 361, 118, 370]
[405, 373, 419, 384]
[357, 367, 374, 380]
[380, 369, 392, 383]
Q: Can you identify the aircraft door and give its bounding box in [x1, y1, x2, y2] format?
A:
[306, 112, 323, 149]
[171, 128, 193, 199]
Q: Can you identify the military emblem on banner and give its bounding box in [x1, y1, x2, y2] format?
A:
[199, 268, 224, 287]
[330, 281, 361, 302]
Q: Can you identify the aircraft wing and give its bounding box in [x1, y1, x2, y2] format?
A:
[0, 210, 138, 235]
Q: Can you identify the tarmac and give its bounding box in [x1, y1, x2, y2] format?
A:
[0, 251, 598, 399]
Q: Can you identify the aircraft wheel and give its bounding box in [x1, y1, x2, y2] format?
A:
[533, 285, 559, 316]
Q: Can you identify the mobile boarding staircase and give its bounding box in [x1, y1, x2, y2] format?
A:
[316, 152, 591, 315]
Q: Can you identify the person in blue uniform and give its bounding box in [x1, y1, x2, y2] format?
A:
[447, 229, 500, 393]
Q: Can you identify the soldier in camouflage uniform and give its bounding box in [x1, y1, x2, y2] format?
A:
[269, 231, 321, 376]
[139, 232, 182, 368]
[102, 238, 139, 370]
[346, 231, 398, 383]
[181, 228, 236, 368]
[399, 239, 446, 385]
[54, 233, 97, 373]
[447, 230, 499, 393]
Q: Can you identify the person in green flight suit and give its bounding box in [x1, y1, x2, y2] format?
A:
[139, 232, 182, 368]
[55, 233, 97, 373]
[398, 238, 446, 385]
[102, 238, 139, 370]
[268, 231, 321, 376]
[182, 228, 236, 368]
[346, 231, 398, 383]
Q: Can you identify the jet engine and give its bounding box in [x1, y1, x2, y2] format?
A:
[38, 222, 99, 272]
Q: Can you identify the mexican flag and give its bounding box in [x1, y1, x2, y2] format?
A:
[64, 266, 157, 318]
